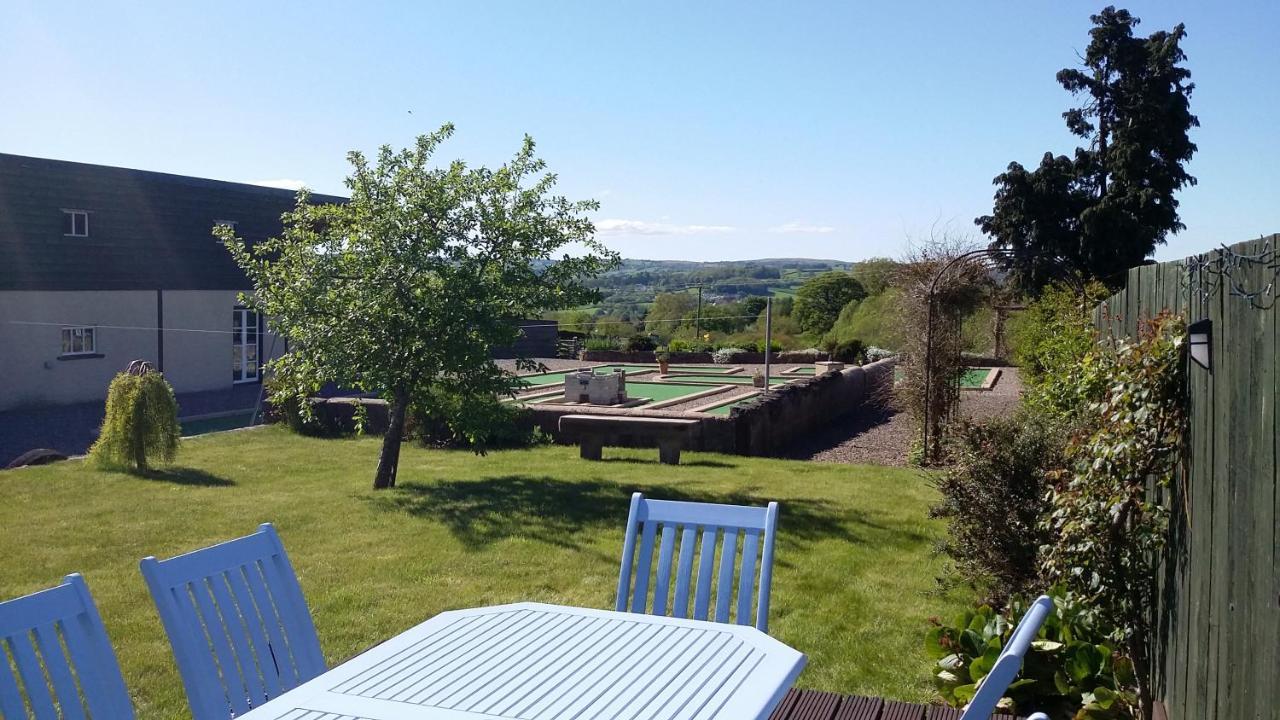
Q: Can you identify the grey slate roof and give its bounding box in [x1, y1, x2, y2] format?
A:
[0, 153, 346, 291]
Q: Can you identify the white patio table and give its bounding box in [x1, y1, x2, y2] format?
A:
[237, 602, 805, 720]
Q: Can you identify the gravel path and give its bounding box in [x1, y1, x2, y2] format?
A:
[786, 367, 1025, 467]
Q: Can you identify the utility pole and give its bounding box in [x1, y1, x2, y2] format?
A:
[763, 296, 772, 389]
[694, 285, 703, 338]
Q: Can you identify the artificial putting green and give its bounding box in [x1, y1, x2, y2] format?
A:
[892, 367, 994, 388]
[702, 396, 757, 416]
[784, 366, 816, 375]
[525, 380, 723, 406]
[661, 373, 763, 385]
[517, 364, 734, 387]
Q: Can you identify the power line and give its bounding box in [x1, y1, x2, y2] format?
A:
[3, 312, 771, 335]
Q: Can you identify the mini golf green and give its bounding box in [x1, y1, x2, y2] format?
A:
[661, 374, 762, 385]
[525, 381, 724, 406]
[892, 367, 994, 388]
[517, 364, 736, 387]
[783, 366, 816, 375]
[702, 396, 757, 416]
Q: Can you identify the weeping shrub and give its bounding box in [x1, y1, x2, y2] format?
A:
[89, 361, 180, 471]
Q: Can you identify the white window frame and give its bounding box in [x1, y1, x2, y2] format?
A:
[232, 308, 261, 383]
[60, 326, 98, 356]
[62, 209, 89, 237]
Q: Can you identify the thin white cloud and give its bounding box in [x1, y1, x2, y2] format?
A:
[596, 218, 735, 236]
[242, 178, 309, 191]
[769, 221, 836, 234]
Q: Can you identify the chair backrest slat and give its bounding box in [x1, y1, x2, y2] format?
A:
[223, 565, 284, 698]
[671, 526, 698, 618]
[207, 571, 269, 710]
[616, 493, 780, 632]
[693, 527, 717, 621]
[652, 525, 677, 615]
[0, 574, 134, 719]
[0, 653, 28, 718]
[960, 595, 1054, 720]
[736, 530, 760, 625]
[239, 561, 299, 689]
[714, 528, 738, 623]
[255, 530, 324, 676]
[31, 622, 87, 720]
[630, 521, 659, 613]
[9, 632, 59, 717]
[141, 523, 324, 720]
[189, 577, 252, 715]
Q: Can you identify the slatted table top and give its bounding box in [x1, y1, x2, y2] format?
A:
[239, 602, 806, 720]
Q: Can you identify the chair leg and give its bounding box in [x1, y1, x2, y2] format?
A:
[580, 437, 603, 461]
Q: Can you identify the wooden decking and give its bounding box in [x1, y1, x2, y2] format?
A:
[769, 689, 1022, 720]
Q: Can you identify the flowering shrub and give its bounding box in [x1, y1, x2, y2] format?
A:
[711, 347, 747, 363]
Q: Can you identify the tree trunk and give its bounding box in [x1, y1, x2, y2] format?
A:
[372, 387, 409, 490]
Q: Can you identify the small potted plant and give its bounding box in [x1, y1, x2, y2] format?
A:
[752, 369, 767, 388]
[656, 349, 671, 374]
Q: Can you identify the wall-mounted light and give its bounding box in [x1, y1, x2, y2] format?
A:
[1188, 319, 1211, 370]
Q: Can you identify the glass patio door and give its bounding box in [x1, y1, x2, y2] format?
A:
[232, 308, 260, 383]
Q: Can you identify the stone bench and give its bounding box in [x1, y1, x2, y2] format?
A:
[558, 415, 700, 465]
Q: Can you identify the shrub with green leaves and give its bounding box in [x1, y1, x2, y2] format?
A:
[824, 338, 865, 364]
[1010, 281, 1111, 421]
[926, 589, 1136, 718]
[1040, 312, 1186, 718]
[624, 334, 657, 352]
[89, 367, 180, 471]
[932, 411, 1067, 605]
[583, 337, 620, 352]
[409, 387, 545, 451]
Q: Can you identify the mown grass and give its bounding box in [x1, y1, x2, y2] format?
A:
[0, 426, 965, 717]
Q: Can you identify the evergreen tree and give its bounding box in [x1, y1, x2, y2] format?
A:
[976, 7, 1197, 289]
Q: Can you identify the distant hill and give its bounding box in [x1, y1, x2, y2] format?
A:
[583, 258, 855, 313]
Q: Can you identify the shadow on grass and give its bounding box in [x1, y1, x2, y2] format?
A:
[365, 474, 924, 551]
[134, 467, 236, 487]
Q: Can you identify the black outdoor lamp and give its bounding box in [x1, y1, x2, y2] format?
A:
[1188, 318, 1211, 370]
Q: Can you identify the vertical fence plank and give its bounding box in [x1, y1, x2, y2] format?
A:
[1252, 238, 1277, 720]
[1208, 240, 1232, 720]
[1093, 239, 1280, 720]
[1270, 234, 1280, 720]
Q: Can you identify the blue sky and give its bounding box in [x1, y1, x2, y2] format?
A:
[3, 2, 1277, 262]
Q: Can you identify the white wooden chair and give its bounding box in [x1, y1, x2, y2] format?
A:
[0, 573, 134, 718]
[140, 523, 324, 720]
[960, 594, 1054, 720]
[616, 492, 779, 632]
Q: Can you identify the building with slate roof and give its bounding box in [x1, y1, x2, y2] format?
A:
[0, 153, 346, 412]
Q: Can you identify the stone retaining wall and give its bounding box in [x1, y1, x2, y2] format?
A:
[727, 357, 896, 456]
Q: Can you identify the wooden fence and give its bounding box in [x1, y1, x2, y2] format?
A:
[1095, 235, 1279, 720]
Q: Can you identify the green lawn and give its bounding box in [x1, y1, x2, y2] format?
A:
[0, 427, 964, 717]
